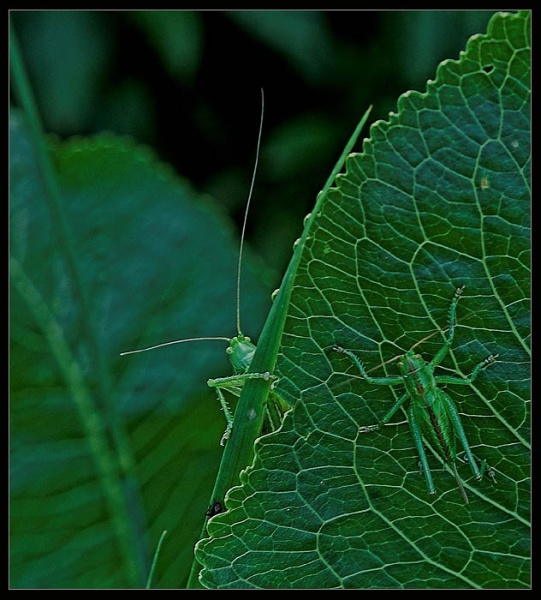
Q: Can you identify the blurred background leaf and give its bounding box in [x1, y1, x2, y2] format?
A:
[10, 10, 505, 588]
[9, 115, 272, 587]
[128, 11, 203, 83]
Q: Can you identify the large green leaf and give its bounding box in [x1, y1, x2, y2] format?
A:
[9, 116, 272, 587]
[196, 11, 530, 588]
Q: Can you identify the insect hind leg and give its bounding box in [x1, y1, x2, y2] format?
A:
[441, 393, 484, 480]
[408, 406, 436, 496]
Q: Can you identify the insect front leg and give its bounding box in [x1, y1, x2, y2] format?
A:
[208, 374, 243, 446]
[332, 346, 403, 386]
[210, 386, 236, 446]
[208, 371, 278, 445]
[431, 286, 464, 368]
[208, 371, 276, 389]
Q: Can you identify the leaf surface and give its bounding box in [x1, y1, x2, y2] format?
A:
[196, 11, 530, 589]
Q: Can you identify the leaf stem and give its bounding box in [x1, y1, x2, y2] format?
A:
[186, 105, 373, 588]
[10, 257, 145, 587]
[145, 530, 168, 589]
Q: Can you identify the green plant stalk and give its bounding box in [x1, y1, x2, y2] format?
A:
[9, 20, 111, 407]
[146, 530, 168, 589]
[187, 106, 373, 588]
[10, 22, 148, 586]
[10, 257, 144, 587]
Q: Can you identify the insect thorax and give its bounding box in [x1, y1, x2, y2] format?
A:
[397, 352, 433, 395]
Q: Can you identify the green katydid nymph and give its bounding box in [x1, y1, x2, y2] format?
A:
[332, 286, 497, 503]
[121, 89, 284, 446]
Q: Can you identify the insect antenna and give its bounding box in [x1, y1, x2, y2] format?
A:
[120, 337, 231, 356]
[408, 328, 446, 352]
[366, 328, 445, 374]
[121, 90, 265, 358]
[235, 88, 265, 337]
[450, 462, 469, 504]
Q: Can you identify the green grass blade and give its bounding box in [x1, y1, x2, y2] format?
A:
[145, 530, 168, 589]
[187, 105, 372, 588]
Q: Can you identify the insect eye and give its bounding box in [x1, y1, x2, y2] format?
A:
[415, 354, 421, 360]
[226, 347, 233, 355]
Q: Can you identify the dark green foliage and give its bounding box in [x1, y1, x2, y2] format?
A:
[10, 10, 529, 589]
[196, 11, 530, 589]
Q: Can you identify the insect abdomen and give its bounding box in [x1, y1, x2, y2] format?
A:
[414, 390, 457, 463]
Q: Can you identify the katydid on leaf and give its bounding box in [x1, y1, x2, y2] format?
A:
[332, 286, 497, 503]
[121, 89, 285, 446]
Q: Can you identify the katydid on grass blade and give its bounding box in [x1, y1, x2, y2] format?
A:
[332, 286, 497, 503]
[121, 89, 284, 446]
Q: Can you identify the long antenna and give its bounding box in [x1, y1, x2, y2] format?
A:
[121, 91, 265, 358]
[236, 88, 265, 336]
[366, 328, 444, 373]
[451, 462, 469, 504]
[120, 337, 230, 356]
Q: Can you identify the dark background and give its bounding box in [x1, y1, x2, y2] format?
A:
[11, 10, 495, 278]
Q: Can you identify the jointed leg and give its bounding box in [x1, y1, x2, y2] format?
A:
[332, 346, 403, 386]
[435, 353, 498, 386]
[441, 392, 485, 480]
[207, 371, 277, 446]
[332, 348, 411, 433]
[208, 371, 275, 389]
[431, 286, 464, 368]
[359, 391, 409, 433]
[466, 353, 498, 383]
[214, 387, 235, 446]
[408, 406, 436, 495]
